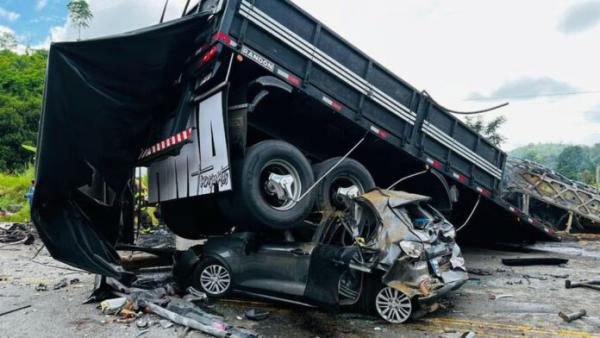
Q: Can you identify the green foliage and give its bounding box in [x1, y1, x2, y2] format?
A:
[67, 0, 93, 40]
[556, 146, 594, 183]
[0, 167, 34, 222]
[510, 143, 569, 169]
[464, 115, 507, 146]
[0, 31, 18, 50]
[0, 49, 47, 173]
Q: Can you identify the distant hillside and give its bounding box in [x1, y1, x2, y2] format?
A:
[509, 143, 569, 169]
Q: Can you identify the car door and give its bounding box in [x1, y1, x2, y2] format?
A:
[236, 241, 315, 298]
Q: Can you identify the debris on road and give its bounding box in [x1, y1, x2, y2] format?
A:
[488, 294, 515, 301]
[35, 283, 47, 292]
[53, 278, 68, 290]
[92, 276, 257, 337]
[135, 318, 149, 328]
[244, 309, 270, 321]
[565, 279, 600, 291]
[559, 309, 587, 323]
[467, 268, 493, 276]
[501, 257, 568, 266]
[100, 297, 129, 315]
[141, 300, 255, 338]
[0, 304, 31, 317]
[0, 223, 34, 245]
[159, 319, 173, 329]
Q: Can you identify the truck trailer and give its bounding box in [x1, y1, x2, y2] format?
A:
[33, 0, 557, 280]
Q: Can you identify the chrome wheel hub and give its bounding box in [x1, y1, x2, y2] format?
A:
[261, 159, 302, 211]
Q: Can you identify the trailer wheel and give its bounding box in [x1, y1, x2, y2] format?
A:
[220, 140, 315, 229]
[312, 157, 375, 219]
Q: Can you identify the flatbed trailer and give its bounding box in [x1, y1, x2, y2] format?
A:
[143, 0, 556, 241]
[33, 0, 559, 280]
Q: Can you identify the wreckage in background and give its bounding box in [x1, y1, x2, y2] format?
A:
[175, 190, 467, 324]
[504, 159, 600, 232]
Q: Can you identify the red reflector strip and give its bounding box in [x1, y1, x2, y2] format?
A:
[212, 32, 236, 47]
[476, 186, 490, 197]
[509, 206, 520, 215]
[287, 74, 301, 86]
[322, 96, 342, 111]
[528, 218, 536, 225]
[452, 172, 466, 183]
[276, 69, 302, 86]
[139, 128, 192, 160]
[370, 126, 389, 139]
[426, 158, 442, 169]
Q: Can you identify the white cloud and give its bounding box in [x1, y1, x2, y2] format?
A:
[47, 0, 193, 43]
[558, 0, 600, 34]
[36, 0, 48, 11]
[293, 0, 600, 150]
[0, 6, 20, 22]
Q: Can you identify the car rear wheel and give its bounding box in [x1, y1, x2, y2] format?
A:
[374, 286, 412, 323]
[192, 258, 232, 298]
[219, 140, 315, 230]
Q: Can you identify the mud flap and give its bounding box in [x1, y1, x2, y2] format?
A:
[32, 13, 214, 279]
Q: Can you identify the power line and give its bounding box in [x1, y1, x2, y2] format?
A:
[466, 90, 600, 101]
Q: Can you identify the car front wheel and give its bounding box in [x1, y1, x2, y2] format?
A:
[374, 286, 412, 323]
[192, 258, 232, 298]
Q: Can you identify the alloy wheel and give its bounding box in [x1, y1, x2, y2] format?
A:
[375, 286, 412, 323]
[199, 264, 231, 295]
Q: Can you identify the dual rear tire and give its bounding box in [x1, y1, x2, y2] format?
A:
[219, 140, 375, 230]
[163, 139, 375, 234]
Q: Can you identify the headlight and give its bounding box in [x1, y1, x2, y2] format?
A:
[399, 241, 424, 258]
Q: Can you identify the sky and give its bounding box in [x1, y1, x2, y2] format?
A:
[1, 0, 599, 151]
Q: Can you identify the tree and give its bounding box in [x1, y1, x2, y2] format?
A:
[0, 49, 48, 172]
[0, 31, 18, 50]
[464, 115, 507, 146]
[67, 0, 93, 40]
[555, 146, 594, 182]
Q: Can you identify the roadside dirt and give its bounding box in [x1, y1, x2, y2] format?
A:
[2, 237, 600, 337]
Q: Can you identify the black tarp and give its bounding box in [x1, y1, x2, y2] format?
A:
[32, 13, 213, 280]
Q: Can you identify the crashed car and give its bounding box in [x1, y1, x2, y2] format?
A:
[176, 189, 468, 323]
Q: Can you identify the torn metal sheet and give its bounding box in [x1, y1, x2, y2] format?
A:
[32, 13, 214, 279]
[354, 189, 468, 303]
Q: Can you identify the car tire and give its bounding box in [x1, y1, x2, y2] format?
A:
[192, 258, 232, 298]
[219, 140, 316, 230]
